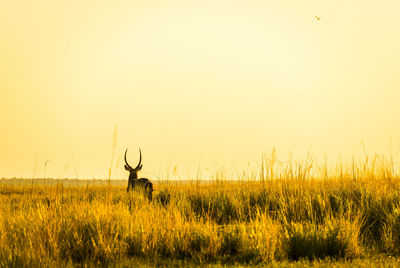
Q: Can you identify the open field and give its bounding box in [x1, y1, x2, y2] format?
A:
[1, 157, 400, 267]
[2, 1, 400, 267]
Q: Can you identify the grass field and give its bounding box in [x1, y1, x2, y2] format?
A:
[1, 156, 400, 267]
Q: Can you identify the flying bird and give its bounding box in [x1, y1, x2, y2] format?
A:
[315, 16, 320, 21]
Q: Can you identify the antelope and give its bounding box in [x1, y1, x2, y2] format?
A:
[124, 148, 153, 200]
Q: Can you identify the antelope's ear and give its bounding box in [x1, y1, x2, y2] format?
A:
[124, 165, 130, 171]
[137, 164, 143, 171]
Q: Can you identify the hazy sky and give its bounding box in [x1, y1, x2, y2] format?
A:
[1, 0, 400, 179]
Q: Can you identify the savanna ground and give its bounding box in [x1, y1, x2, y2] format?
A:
[2, 155, 400, 267]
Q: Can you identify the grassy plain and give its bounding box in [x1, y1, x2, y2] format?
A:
[1, 155, 400, 267]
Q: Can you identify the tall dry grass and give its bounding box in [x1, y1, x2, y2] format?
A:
[0, 153, 400, 266]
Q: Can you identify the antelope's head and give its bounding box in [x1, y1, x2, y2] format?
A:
[124, 149, 142, 178]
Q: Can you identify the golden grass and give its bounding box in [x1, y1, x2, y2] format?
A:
[1, 155, 400, 266]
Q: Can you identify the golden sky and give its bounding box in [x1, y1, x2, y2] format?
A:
[1, 0, 400, 179]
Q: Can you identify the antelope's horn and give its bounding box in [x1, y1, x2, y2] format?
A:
[124, 149, 134, 170]
[134, 148, 142, 170]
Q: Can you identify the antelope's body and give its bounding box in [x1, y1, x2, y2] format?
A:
[124, 149, 153, 200]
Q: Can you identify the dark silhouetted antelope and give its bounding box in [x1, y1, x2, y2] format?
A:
[124, 148, 153, 200]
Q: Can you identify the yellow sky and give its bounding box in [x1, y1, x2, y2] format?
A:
[1, 0, 400, 179]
